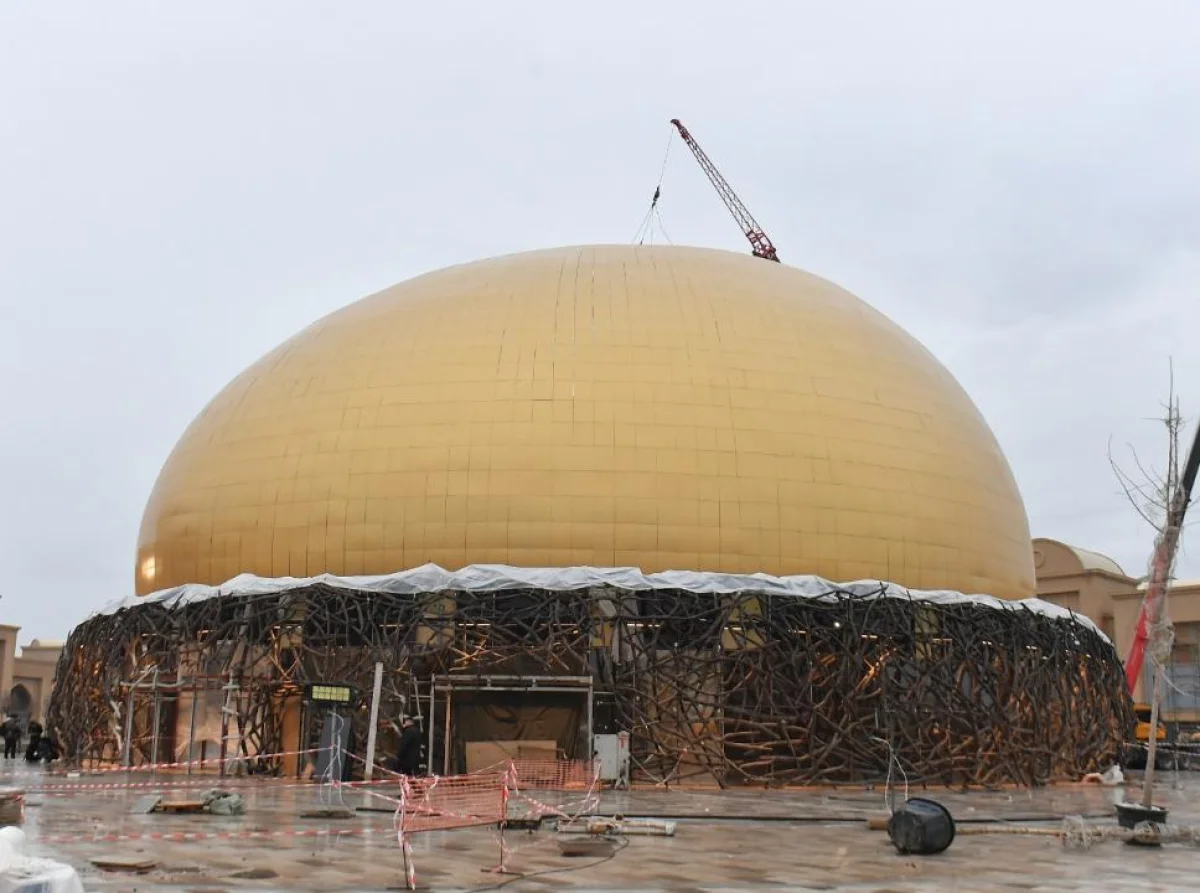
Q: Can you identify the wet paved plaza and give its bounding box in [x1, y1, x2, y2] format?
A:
[7, 760, 1200, 892]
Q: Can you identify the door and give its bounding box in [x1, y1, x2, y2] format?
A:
[450, 689, 585, 774]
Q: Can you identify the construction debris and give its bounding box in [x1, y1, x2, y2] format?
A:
[1081, 765, 1125, 786]
[0, 789, 23, 827]
[90, 855, 157, 872]
[500, 816, 543, 831]
[866, 812, 1200, 850]
[204, 790, 246, 816]
[230, 867, 279, 879]
[133, 794, 163, 814]
[155, 800, 207, 814]
[1060, 815, 1200, 850]
[145, 789, 245, 816]
[867, 816, 1062, 837]
[557, 816, 676, 837]
[299, 807, 355, 819]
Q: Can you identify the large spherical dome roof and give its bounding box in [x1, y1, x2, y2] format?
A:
[136, 245, 1033, 598]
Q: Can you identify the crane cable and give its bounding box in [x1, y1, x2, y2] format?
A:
[632, 127, 674, 245]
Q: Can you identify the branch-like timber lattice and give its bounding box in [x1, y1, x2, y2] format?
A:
[47, 582, 1132, 787]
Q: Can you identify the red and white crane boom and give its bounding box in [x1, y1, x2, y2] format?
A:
[669, 119, 780, 263]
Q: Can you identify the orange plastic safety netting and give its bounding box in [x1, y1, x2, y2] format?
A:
[397, 771, 507, 833]
[505, 759, 600, 820]
[390, 760, 602, 890]
[505, 758, 596, 791]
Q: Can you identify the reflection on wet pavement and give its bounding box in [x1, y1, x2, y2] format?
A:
[6, 760, 1200, 892]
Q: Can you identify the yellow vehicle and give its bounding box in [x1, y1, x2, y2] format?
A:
[1134, 702, 1167, 745]
[1125, 702, 1170, 770]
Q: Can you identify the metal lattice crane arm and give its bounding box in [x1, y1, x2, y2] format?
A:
[670, 118, 780, 262]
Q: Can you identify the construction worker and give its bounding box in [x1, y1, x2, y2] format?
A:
[394, 716, 424, 776]
[35, 728, 60, 764]
[24, 720, 42, 762]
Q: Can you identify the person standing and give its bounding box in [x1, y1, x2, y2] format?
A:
[394, 716, 423, 776]
[24, 721, 42, 763]
[36, 729, 60, 764]
[1, 716, 21, 759]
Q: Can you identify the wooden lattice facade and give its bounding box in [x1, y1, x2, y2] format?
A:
[47, 581, 1132, 786]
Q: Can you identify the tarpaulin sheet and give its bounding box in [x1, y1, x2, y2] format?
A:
[89, 563, 1105, 640]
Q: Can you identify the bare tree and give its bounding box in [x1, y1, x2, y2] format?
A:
[1108, 365, 1188, 548]
[1108, 365, 1199, 810]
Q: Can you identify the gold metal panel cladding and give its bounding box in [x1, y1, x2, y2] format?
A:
[136, 245, 1034, 598]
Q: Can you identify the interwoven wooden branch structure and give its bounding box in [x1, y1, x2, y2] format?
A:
[47, 581, 1132, 786]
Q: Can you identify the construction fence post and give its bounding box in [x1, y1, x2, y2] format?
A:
[150, 668, 161, 774]
[364, 661, 384, 782]
[122, 688, 134, 769]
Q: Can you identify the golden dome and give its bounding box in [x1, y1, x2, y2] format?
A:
[136, 245, 1034, 598]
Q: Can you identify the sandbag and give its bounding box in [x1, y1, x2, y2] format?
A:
[202, 789, 246, 816]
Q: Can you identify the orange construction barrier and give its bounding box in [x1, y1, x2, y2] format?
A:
[392, 758, 602, 889]
[506, 758, 595, 791]
[397, 771, 507, 833]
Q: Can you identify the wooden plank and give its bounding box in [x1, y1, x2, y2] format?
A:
[92, 855, 158, 872]
[155, 800, 207, 813]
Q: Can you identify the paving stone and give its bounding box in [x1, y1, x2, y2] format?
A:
[8, 762, 1200, 891]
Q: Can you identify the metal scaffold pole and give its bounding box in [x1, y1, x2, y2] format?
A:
[364, 662, 384, 782]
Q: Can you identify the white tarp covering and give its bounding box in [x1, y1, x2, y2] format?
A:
[90, 563, 1104, 639]
[0, 828, 83, 893]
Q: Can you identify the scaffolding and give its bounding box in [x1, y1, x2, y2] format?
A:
[49, 581, 1132, 786]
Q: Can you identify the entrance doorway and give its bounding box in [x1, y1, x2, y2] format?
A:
[430, 675, 593, 776]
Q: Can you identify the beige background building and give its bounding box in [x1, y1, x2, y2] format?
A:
[1033, 537, 1200, 711]
[0, 627, 62, 729]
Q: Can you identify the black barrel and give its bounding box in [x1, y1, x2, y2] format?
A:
[887, 798, 956, 855]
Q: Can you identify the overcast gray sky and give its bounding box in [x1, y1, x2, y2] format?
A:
[2, 2, 1199, 640]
